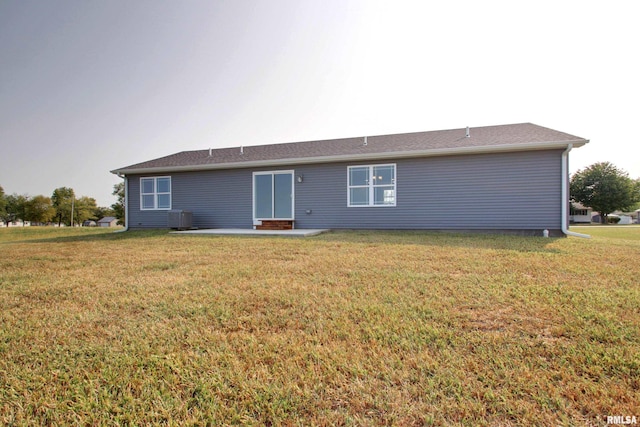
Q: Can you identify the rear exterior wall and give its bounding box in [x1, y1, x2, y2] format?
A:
[125, 150, 564, 232]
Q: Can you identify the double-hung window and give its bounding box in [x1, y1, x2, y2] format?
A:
[140, 177, 171, 210]
[348, 164, 396, 207]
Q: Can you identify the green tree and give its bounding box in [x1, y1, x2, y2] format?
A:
[73, 196, 98, 225]
[570, 162, 640, 224]
[111, 181, 125, 225]
[3, 194, 28, 226]
[52, 187, 75, 226]
[25, 195, 56, 225]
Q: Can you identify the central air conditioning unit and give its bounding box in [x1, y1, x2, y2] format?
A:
[168, 210, 192, 230]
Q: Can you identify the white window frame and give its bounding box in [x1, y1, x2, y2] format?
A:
[252, 170, 295, 224]
[347, 163, 396, 207]
[140, 176, 172, 210]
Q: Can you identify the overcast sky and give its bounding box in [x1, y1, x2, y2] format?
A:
[1, 0, 638, 206]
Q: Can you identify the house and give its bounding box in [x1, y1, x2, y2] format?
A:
[569, 202, 593, 223]
[616, 214, 633, 225]
[97, 217, 119, 227]
[111, 123, 589, 236]
[591, 211, 635, 225]
[1, 220, 30, 227]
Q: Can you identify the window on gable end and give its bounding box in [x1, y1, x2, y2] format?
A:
[140, 176, 172, 210]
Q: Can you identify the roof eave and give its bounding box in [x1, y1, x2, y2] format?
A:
[111, 139, 588, 175]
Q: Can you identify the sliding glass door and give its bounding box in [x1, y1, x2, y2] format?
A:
[253, 171, 294, 222]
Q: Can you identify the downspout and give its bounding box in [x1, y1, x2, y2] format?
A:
[561, 144, 590, 238]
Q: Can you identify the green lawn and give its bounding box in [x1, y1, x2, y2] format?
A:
[572, 224, 640, 241]
[1, 227, 638, 425]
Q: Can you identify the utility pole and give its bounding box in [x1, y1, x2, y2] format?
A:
[71, 197, 75, 227]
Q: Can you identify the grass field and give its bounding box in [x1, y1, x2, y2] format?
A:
[1, 226, 638, 426]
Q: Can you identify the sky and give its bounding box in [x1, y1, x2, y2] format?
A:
[1, 0, 639, 207]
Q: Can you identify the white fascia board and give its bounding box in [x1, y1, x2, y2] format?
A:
[111, 139, 588, 176]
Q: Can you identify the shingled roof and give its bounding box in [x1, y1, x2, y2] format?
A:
[111, 123, 588, 175]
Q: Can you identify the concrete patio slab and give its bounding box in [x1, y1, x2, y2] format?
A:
[170, 228, 330, 237]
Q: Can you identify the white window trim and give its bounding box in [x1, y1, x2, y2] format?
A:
[347, 164, 396, 207]
[140, 176, 172, 211]
[252, 170, 295, 224]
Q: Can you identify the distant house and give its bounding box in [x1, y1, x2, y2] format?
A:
[1, 220, 30, 227]
[570, 203, 593, 223]
[83, 220, 97, 227]
[97, 217, 118, 227]
[617, 215, 633, 225]
[111, 123, 589, 236]
[592, 211, 635, 224]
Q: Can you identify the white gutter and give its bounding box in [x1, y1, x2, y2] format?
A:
[561, 144, 590, 238]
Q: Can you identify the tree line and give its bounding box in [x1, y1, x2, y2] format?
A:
[0, 183, 124, 227]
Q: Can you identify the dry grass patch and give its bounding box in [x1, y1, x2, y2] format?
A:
[1, 227, 639, 425]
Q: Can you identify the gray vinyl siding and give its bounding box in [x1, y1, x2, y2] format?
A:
[294, 150, 562, 230]
[128, 169, 253, 229]
[127, 149, 563, 231]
